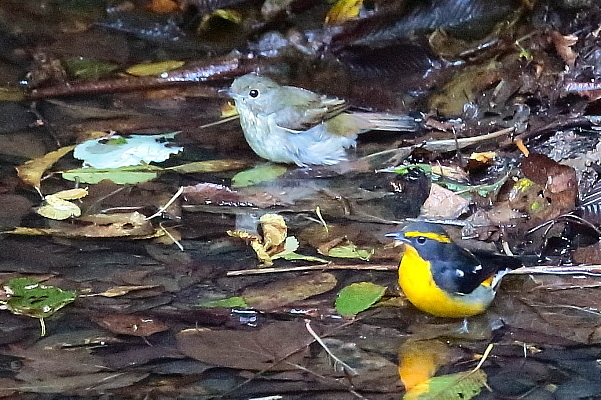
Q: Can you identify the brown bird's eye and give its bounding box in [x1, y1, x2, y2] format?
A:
[249, 89, 259, 98]
[416, 236, 427, 244]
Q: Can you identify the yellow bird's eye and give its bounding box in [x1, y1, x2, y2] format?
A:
[249, 89, 259, 98]
[416, 236, 427, 244]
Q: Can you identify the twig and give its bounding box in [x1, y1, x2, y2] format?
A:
[145, 186, 184, 220]
[509, 265, 601, 276]
[305, 319, 358, 376]
[159, 223, 184, 251]
[226, 263, 397, 276]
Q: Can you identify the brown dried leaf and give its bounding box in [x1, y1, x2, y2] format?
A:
[176, 320, 314, 371]
[550, 31, 578, 68]
[421, 183, 470, 219]
[95, 285, 161, 298]
[6, 212, 161, 239]
[182, 182, 283, 208]
[93, 314, 168, 336]
[242, 272, 337, 310]
[75, 212, 156, 237]
[517, 154, 578, 220]
[16, 145, 75, 189]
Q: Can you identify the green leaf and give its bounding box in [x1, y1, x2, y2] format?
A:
[328, 243, 373, 261]
[231, 164, 287, 188]
[62, 165, 161, 184]
[167, 159, 248, 174]
[198, 297, 248, 308]
[335, 282, 386, 317]
[63, 57, 119, 80]
[4, 277, 76, 319]
[280, 252, 330, 263]
[126, 61, 185, 76]
[403, 369, 488, 400]
[394, 164, 432, 175]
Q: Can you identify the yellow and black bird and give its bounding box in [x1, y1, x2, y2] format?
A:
[387, 222, 520, 318]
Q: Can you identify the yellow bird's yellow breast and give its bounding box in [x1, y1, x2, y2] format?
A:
[398, 244, 490, 318]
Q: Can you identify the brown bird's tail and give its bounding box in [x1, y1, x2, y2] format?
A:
[351, 112, 421, 132]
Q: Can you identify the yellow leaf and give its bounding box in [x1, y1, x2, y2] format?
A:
[325, 0, 363, 25]
[52, 188, 89, 200]
[221, 102, 239, 118]
[212, 9, 242, 24]
[36, 195, 81, 220]
[227, 230, 273, 267]
[126, 61, 185, 76]
[16, 146, 75, 189]
[260, 214, 287, 251]
[469, 152, 496, 163]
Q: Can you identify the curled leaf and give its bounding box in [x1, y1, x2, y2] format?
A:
[16, 146, 75, 189]
[36, 195, 81, 220]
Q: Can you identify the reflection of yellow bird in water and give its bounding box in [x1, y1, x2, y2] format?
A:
[387, 222, 521, 318]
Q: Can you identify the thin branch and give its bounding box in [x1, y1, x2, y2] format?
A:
[227, 263, 397, 276]
[145, 186, 184, 220]
[305, 319, 358, 376]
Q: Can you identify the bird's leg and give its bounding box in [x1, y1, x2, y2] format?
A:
[457, 318, 470, 334]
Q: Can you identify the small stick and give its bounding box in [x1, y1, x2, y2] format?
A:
[145, 186, 184, 220]
[305, 319, 358, 376]
[226, 263, 397, 276]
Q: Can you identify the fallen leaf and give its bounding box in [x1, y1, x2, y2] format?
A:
[327, 242, 373, 260]
[3, 277, 76, 336]
[63, 57, 119, 80]
[4, 277, 76, 319]
[421, 183, 470, 219]
[62, 165, 161, 184]
[220, 101, 238, 118]
[242, 272, 337, 310]
[95, 285, 162, 297]
[182, 182, 283, 208]
[176, 320, 313, 371]
[167, 159, 247, 174]
[325, 0, 363, 25]
[335, 282, 386, 317]
[93, 314, 168, 336]
[260, 213, 288, 251]
[550, 31, 578, 68]
[126, 61, 184, 76]
[199, 296, 248, 308]
[36, 195, 81, 220]
[6, 212, 161, 239]
[228, 213, 297, 267]
[231, 164, 288, 188]
[227, 229, 273, 266]
[51, 188, 89, 200]
[16, 145, 75, 189]
[73, 133, 182, 169]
